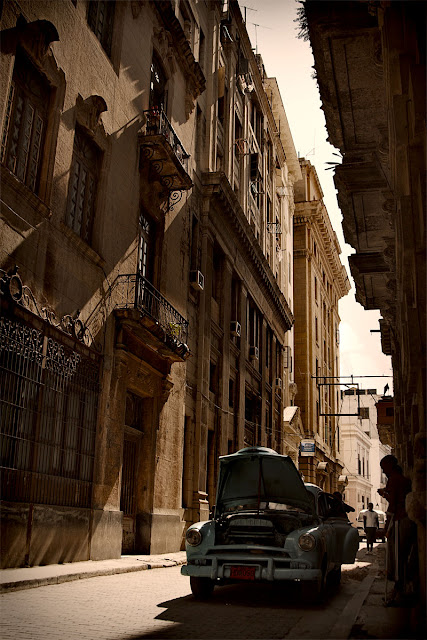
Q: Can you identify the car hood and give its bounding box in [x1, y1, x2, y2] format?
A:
[215, 447, 315, 516]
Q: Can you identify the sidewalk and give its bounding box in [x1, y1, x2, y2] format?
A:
[0, 551, 187, 593]
[348, 543, 418, 639]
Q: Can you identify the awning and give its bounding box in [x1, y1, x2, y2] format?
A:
[317, 461, 329, 472]
[338, 474, 348, 484]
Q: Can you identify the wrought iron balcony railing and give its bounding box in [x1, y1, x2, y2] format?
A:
[142, 108, 190, 174]
[115, 274, 189, 354]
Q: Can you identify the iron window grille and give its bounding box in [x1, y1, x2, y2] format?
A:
[0, 315, 100, 509]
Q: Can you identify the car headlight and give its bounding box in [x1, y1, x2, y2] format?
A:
[186, 528, 202, 547]
[298, 533, 316, 551]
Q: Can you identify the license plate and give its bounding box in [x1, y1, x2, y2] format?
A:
[230, 566, 256, 580]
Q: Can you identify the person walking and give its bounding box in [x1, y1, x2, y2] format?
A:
[363, 502, 379, 553]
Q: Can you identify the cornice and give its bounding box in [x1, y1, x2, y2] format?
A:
[153, 1, 206, 109]
[202, 171, 294, 332]
[294, 199, 350, 298]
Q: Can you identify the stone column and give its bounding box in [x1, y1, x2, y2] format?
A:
[192, 212, 214, 523]
[219, 257, 233, 455]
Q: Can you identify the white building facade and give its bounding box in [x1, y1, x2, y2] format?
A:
[340, 388, 391, 524]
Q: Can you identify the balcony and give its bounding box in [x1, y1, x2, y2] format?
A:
[139, 109, 192, 192]
[114, 274, 189, 362]
[267, 221, 282, 235]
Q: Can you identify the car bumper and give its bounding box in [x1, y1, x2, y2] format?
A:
[181, 556, 322, 582]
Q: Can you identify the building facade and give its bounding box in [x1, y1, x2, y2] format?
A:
[293, 159, 350, 492]
[181, 3, 301, 525]
[302, 0, 426, 625]
[0, 0, 299, 567]
[339, 388, 391, 524]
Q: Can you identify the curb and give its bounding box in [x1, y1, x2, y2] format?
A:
[0, 558, 186, 594]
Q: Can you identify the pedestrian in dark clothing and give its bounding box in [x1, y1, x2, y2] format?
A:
[363, 503, 379, 552]
[328, 491, 355, 519]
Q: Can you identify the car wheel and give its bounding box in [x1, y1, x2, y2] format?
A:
[190, 576, 215, 600]
[301, 566, 326, 603]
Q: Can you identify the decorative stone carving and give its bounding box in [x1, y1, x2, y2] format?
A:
[136, 368, 157, 396]
[131, 1, 144, 19]
[161, 375, 174, 404]
[17, 18, 59, 64]
[75, 94, 108, 137]
[185, 77, 199, 119]
[153, 27, 176, 75]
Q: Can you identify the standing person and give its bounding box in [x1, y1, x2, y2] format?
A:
[330, 491, 355, 519]
[378, 455, 416, 605]
[363, 503, 379, 553]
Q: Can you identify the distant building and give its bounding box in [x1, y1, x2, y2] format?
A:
[339, 388, 391, 523]
[293, 159, 351, 491]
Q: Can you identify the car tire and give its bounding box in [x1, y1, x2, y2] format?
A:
[190, 576, 215, 600]
[301, 566, 326, 603]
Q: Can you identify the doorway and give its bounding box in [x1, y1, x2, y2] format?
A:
[120, 391, 145, 553]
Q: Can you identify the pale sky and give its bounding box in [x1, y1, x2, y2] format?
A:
[243, 0, 393, 396]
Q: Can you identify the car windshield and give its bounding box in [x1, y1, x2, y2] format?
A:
[216, 453, 314, 516]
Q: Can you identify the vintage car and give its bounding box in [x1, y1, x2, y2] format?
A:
[181, 447, 359, 600]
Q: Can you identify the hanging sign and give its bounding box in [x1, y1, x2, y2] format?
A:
[300, 439, 315, 456]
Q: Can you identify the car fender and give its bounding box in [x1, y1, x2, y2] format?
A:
[185, 520, 215, 559]
[285, 525, 326, 564]
[342, 525, 359, 563]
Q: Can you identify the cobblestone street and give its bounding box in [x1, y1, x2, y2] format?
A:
[0, 554, 387, 640]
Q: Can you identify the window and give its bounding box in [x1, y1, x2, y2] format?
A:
[87, 0, 115, 57]
[0, 316, 99, 509]
[1, 49, 50, 194]
[359, 407, 370, 420]
[150, 54, 168, 112]
[138, 212, 156, 282]
[66, 127, 101, 242]
[199, 29, 206, 72]
[229, 379, 234, 408]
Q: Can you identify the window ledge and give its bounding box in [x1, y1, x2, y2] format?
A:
[59, 222, 106, 268]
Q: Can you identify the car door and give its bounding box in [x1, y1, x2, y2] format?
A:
[317, 493, 338, 564]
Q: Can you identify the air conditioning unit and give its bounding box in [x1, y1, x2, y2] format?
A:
[249, 346, 259, 361]
[274, 378, 282, 389]
[230, 321, 241, 337]
[189, 270, 204, 291]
